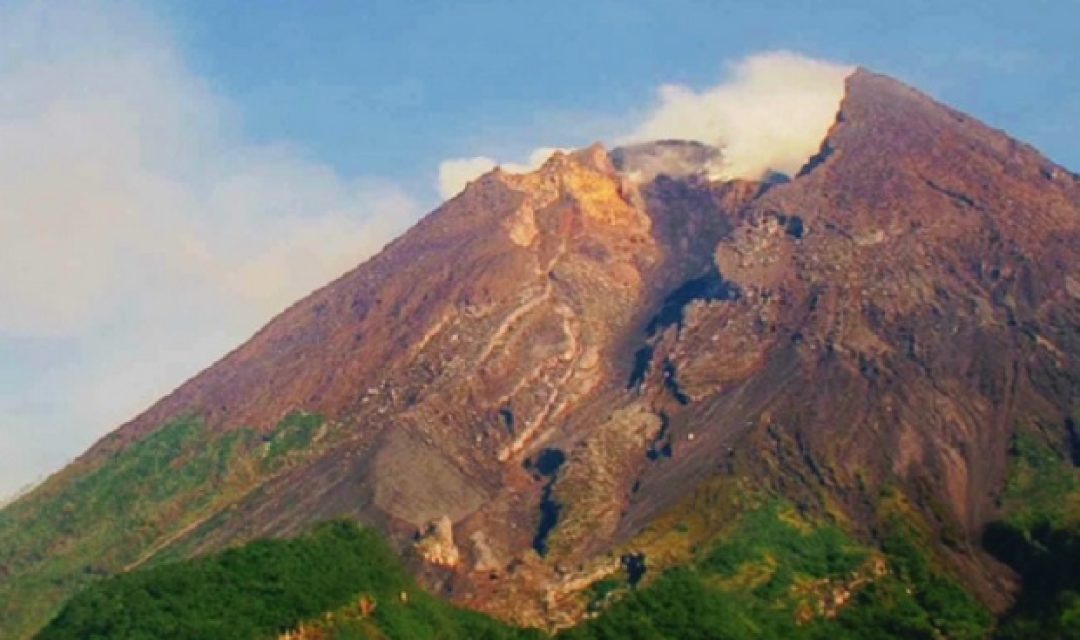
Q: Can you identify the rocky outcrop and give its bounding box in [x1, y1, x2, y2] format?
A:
[415, 515, 460, 568]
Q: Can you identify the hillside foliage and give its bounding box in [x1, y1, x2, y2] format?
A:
[36, 521, 535, 640]
[0, 413, 333, 639]
[563, 501, 990, 640]
[27, 429, 1080, 640]
[986, 427, 1080, 639]
[32, 500, 997, 640]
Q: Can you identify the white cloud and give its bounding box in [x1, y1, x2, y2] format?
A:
[436, 147, 566, 199]
[0, 2, 421, 495]
[437, 156, 498, 199]
[503, 147, 568, 174]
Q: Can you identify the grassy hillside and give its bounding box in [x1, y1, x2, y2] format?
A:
[31, 499, 996, 640]
[984, 425, 1080, 639]
[37, 520, 534, 640]
[18, 421, 1077, 640]
[0, 412, 337, 639]
[564, 500, 990, 640]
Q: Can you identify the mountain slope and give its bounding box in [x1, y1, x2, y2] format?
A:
[2, 69, 1079, 638]
[36, 504, 989, 640]
[36, 521, 536, 640]
[618, 69, 1080, 605]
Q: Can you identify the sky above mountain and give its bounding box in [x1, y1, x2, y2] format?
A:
[1, 0, 1078, 497]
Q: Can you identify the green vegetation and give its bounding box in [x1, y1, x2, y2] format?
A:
[985, 428, 1080, 639]
[23, 496, 997, 640]
[12, 414, 1075, 639]
[37, 520, 535, 640]
[699, 504, 866, 582]
[872, 508, 993, 639]
[0, 412, 333, 640]
[563, 501, 991, 640]
[262, 412, 324, 471]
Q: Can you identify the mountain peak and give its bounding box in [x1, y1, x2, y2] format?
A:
[777, 66, 1080, 244]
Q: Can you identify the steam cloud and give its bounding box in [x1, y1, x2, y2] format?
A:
[437, 51, 852, 195]
[625, 51, 853, 180]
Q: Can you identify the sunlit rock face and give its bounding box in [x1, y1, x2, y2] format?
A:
[4, 69, 1080, 636]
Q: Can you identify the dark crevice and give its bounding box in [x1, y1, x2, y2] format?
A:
[858, 354, 880, 383]
[795, 430, 827, 486]
[1066, 417, 1080, 468]
[785, 215, 805, 239]
[753, 172, 791, 198]
[627, 346, 654, 389]
[796, 141, 835, 177]
[662, 361, 690, 405]
[774, 212, 806, 239]
[646, 412, 673, 461]
[763, 171, 791, 186]
[528, 448, 566, 556]
[646, 266, 739, 337]
[533, 448, 565, 477]
[629, 267, 739, 394]
[498, 407, 515, 436]
[621, 553, 647, 588]
[922, 178, 980, 210]
[533, 491, 561, 556]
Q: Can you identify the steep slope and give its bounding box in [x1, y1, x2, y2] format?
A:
[0, 142, 759, 636]
[1, 69, 1079, 637]
[618, 69, 1080, 606]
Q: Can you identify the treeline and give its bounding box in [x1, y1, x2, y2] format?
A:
[983, 430, 1080, 639]
[36, 521, 533, 640]
[41, 491, 1070, 640]
[563, 501, 991, 640]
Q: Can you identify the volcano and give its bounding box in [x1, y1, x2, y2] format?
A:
[2, 69, 1079, 638]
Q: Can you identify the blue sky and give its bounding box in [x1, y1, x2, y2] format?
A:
[153, 0, 1080, 186]
[1, 0, 1078, 497]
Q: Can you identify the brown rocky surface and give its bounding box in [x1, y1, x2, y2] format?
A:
[4, 68, 1079, 634]
[618, 70, 1080, 611]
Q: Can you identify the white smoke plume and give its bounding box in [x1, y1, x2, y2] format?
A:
[625, 51, 853, 180]
[437, 51, 852, 194]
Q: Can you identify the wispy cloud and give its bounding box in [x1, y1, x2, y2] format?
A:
[436, 147, 566, 199]
[0, 2, 420, 495]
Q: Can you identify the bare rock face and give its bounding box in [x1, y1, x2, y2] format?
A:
[617, 71, 1080, 609]
[415, 515, 460, 568]
[468, 531, 501, 573]
[3, 69, 1079, 635]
